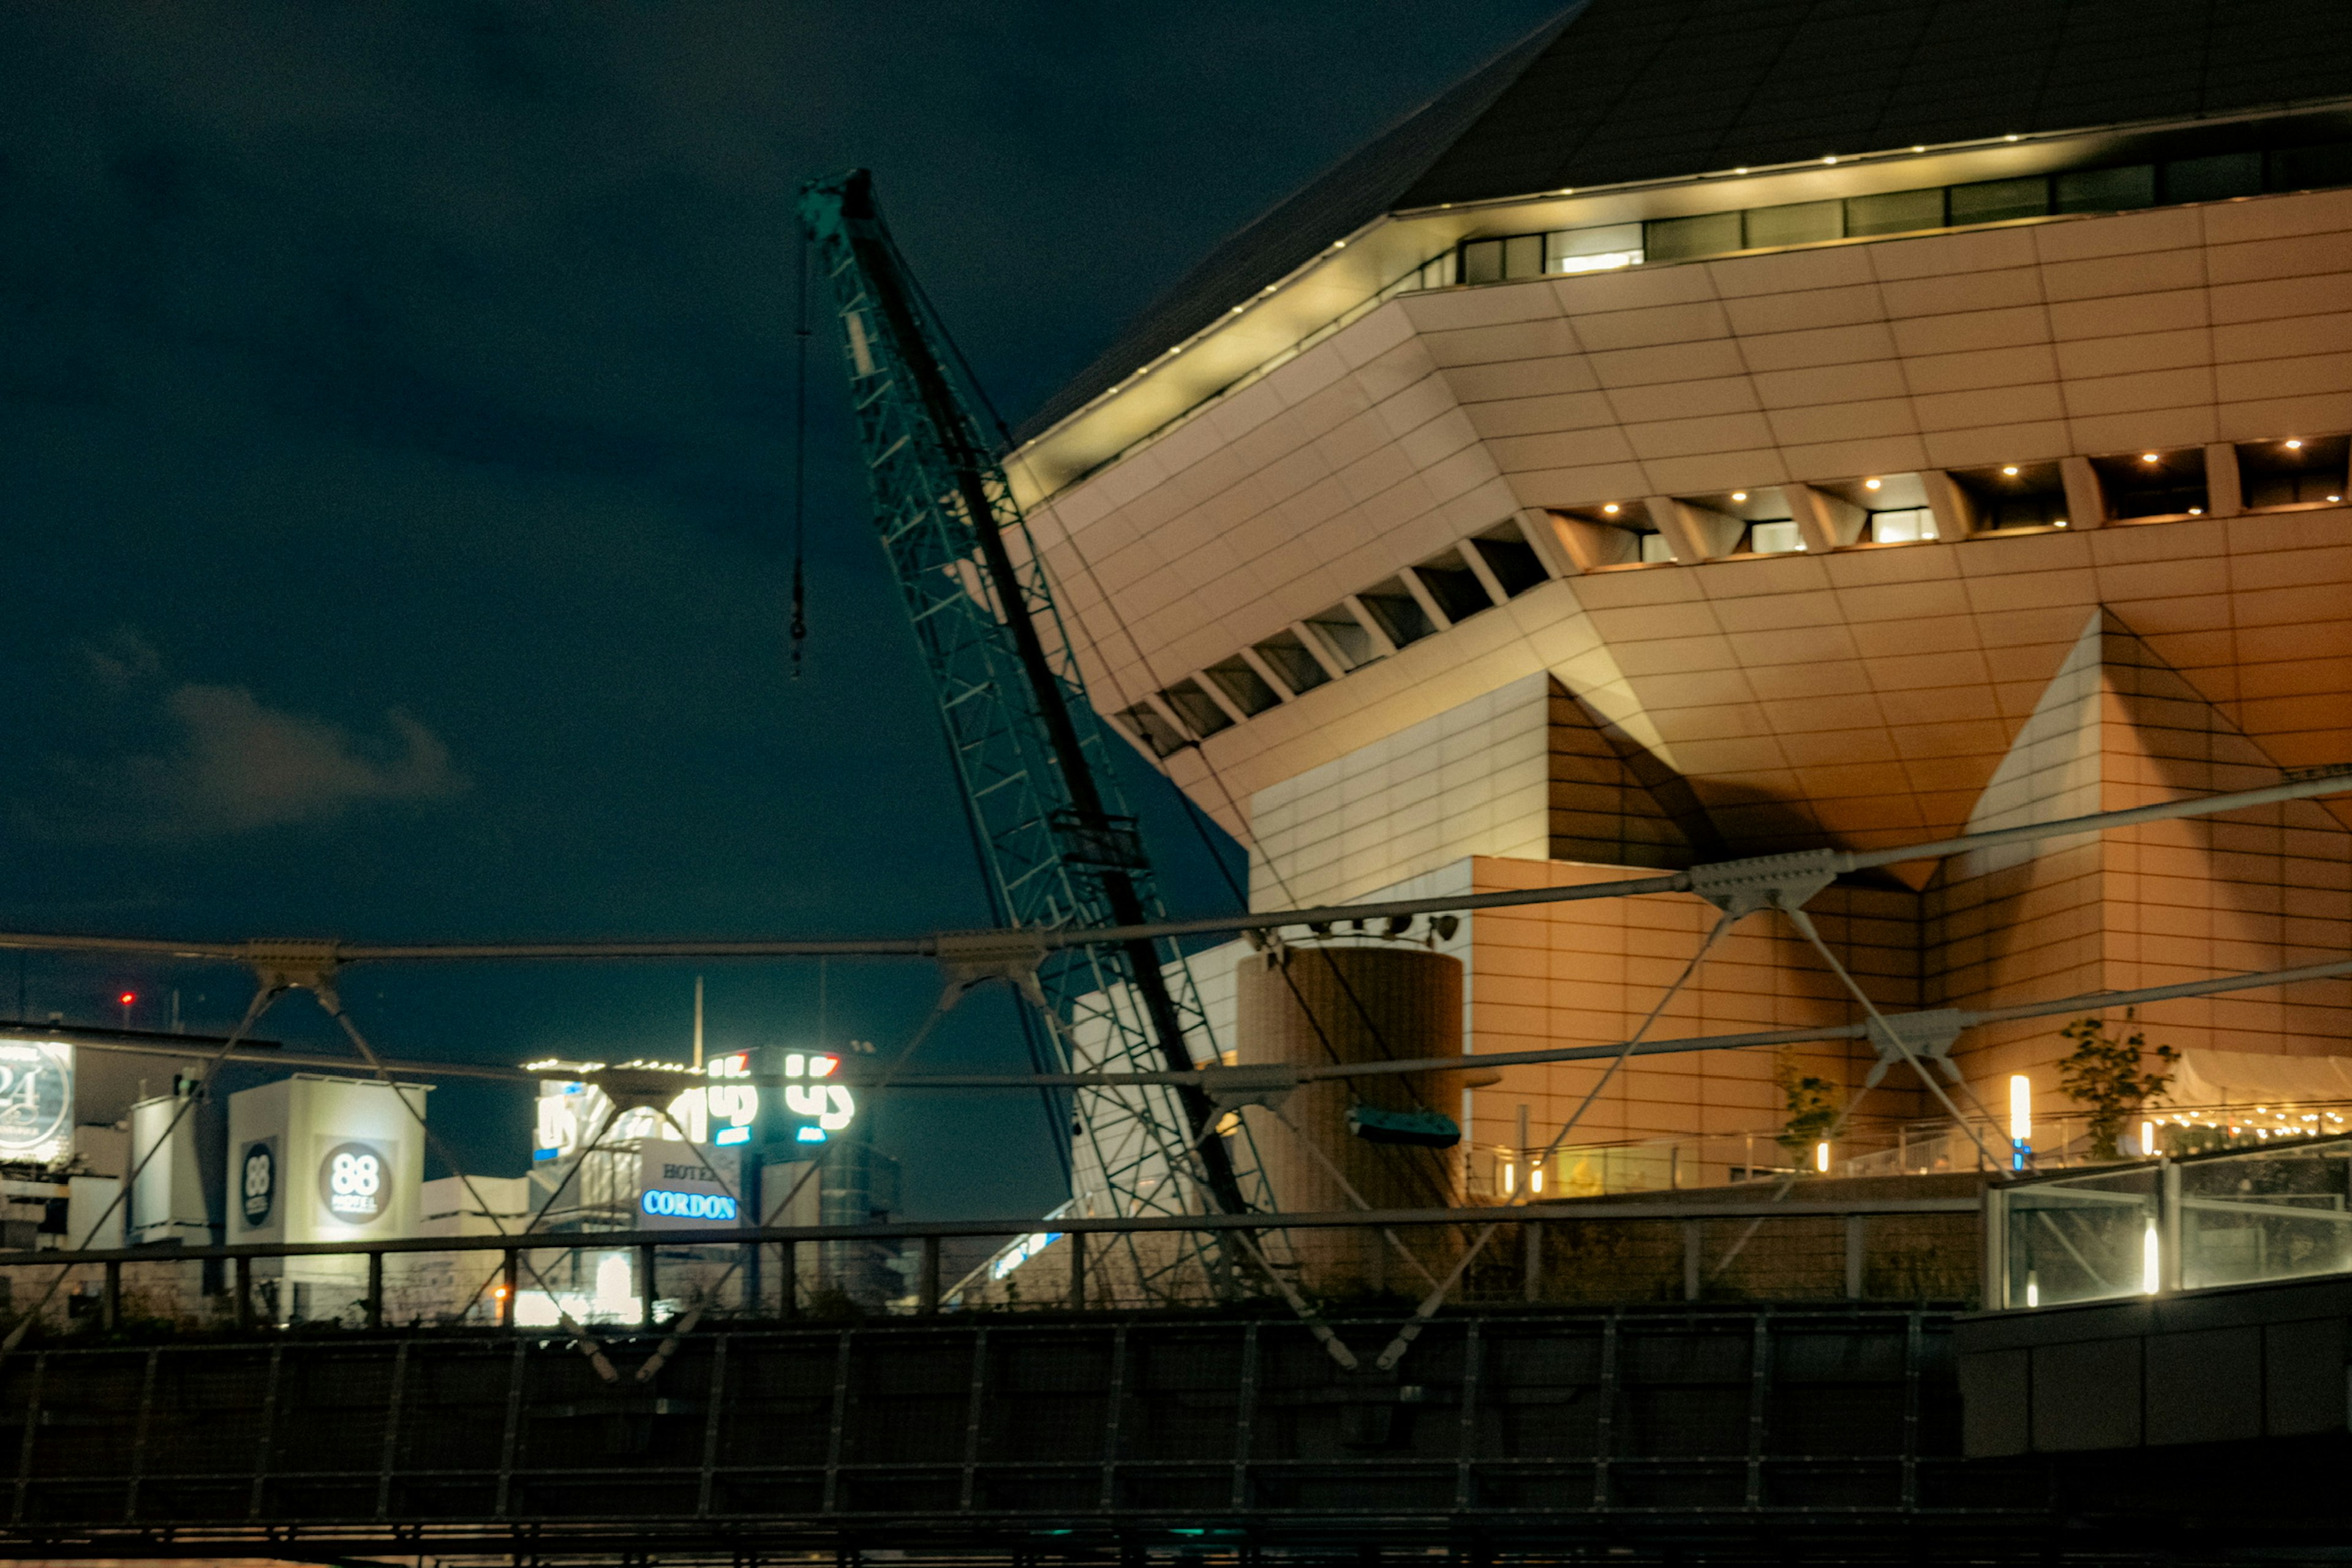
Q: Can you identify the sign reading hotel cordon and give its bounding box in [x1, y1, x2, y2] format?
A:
[0, 1039, 74, 1166]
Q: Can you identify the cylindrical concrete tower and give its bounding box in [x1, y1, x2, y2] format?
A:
[1235, 944, 1466, 1295]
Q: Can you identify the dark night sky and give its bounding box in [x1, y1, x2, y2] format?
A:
[0, 2, 1559, 1218]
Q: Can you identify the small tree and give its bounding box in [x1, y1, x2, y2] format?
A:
[2056, 1017, 2178, 1160]
[1774, 1050, 1841, 1169]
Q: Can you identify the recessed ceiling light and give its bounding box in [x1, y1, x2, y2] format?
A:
[1823, 156, 1838, 165]
[2005, 134, 2021, 142]
[1734, 167, 1749, 175]
[1864, 478, 1882, 490]
[2286, 439, 2304, 449]
[1602, 503, 1621, 514]
[2001, 465, 2020, 477]
[1912, 145, 1926, 153]
[1731, 491, 1748, 502]
[2141, 452, 2161, 463]
[2189, 507, 2204, 515]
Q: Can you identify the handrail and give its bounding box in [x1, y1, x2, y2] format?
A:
[0, 1194, 1982, 1268]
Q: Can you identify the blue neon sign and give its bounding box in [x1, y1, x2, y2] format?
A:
[641, 1189, 737, 1221]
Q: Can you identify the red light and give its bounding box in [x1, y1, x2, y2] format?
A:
[118, 992, 135, 1007]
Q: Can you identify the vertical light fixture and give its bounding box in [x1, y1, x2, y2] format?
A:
[2009, 1074, 2033, 1171]
[1814, 1140, 1831, 1174]
[2141, 1119, 2156, 1158]
[2141, 1218, 2161, 1294]
[2026, 1269, 2040, 1308]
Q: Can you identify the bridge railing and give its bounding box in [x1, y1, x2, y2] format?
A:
[0, 1191, 1984, 1338]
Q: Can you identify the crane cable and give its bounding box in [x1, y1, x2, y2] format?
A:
[788, 221, 810, 678]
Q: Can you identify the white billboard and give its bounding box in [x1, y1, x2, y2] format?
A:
[0, 1039, 73, 1167]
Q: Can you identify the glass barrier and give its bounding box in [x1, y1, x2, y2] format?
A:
[2000, 1164, 2158, 1309]
[2177, 1137, 2352, 1292]
[1998, 1133, 2352, 1310]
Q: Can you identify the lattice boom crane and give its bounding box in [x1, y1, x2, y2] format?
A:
[796, 169, 1264, 1257]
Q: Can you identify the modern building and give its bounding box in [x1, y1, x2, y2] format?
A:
[1014, 0, 2352, 1196]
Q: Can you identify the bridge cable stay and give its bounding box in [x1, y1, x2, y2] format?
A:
[796, 167, 1275, 1301]
[0, 767, 2340, 968]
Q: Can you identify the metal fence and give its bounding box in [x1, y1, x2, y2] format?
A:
[0, 1195, 1985, 1342]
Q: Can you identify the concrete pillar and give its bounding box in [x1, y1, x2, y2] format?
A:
[2203, 442, 2244, 517]
[1921, 470, 1977, 541]
[2059, 456, 2106, 529]
[1785, 483, 1868, 552]
[1649, 498, 1742, 562]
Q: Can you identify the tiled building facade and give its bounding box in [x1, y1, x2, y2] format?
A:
[1019, 0, 2352, 1188]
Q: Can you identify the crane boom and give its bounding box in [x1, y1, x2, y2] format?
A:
[796, 169, 1259, 1251]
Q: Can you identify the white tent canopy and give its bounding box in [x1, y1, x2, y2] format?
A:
[2160, 1047, 2352, 1109]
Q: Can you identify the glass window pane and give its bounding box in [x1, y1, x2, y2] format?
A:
[1548, 223, 1645, 274]
[1115, 704, 1188, 758]
[1411, 551, 1495, 624]
[1748, 520, 1804, 554]
[2268, 141, 2352, 193]
[1355, 579, 1435, 648]
[2163, 151, 2263, 204]
[1461, 239, 1504, 285]
[1203, 656, 1280, 718]
[1950, 176, 2049, 225]
[1468, 524, 1551, 596]
[1251, 630, 1330, 695]
[1638, 532, 1676, 564]
[1845, 187, 1945, 236]
[1502, 233, 1544, 279]
[1305, 606, 1380, 672]
[1158, 679, 1232, 738]
[1869, 508, 1935, 543]
[1744, 200, 1842, 249]
[2055, 164, 2155, 214]
[1645, 211, 1743, 262]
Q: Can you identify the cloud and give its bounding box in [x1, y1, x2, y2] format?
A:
[32, 674, 467, 842]
[156, 684, 466, 834]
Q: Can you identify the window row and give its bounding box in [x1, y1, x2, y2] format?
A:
[1111, 434, 2348, 757]
[1555, 434, 2347, 570]
[1428, 139, 2352, 290]
[1112, 519, 1555, 758]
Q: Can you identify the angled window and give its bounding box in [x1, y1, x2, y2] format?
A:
[1949, 176, 2049, 225]
[2092, 448, 2209, 521]
[1114, 704, 1188, 758]
[1645, 211, 1743, 263]
[1304, 605, 1381, 673]
[1467, 520, 1551, 596]
[1548, 223, 1643, 274]
[2267, 142, 2352, 194]
[1744, 200, 1842, 249]
[2163, 152, 2263, 203]
[1252, 629, 1332, 695]
[1951, 461, 2070, 530]
[1203, 655, 1281, 717]
[2055, 164, 2155, 214]
[1157, 679, 1234, 739]
[1412, 548, 1496, 624]
[1846, 187, 1945, 237]
[2237, 435, 2349, 510]
[1355, 579, 1436, 649]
